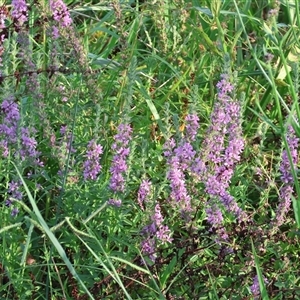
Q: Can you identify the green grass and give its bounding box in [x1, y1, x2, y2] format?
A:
[0, 0, 300, 299]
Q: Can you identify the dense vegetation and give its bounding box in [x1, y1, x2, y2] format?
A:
[0, 0, 300, 299]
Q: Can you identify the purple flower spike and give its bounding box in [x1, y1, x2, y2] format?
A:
[200, 73, 246, 230]
[109, 124, 132, 193]
[83, 140, 103, 180]
[163, 116, 200, 218]
[108, 198, 122, 207]
[279, 125, 299, 184]
[141, 238, 156, 262]
[250, 275, 268, 299]
[185, 114, 199, 142]
[141, 203, 172, 262]
[5, 180, 23, 216]
[11, 0, 28, 26]
[272, 123, 299, 229]
[50, 0, 72, 28]
[0, 97, 40, 165]
[11, 207, 19, 217]
[137, 179, 151, 210]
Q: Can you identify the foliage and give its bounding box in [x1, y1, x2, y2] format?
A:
[0, 0, 300, 299]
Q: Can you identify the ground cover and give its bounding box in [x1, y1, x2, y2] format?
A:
[0, 0, 300, 299]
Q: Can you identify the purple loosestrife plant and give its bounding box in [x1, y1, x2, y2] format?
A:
[185, 114, 200, 142]
[49, 0, 72, 28]
[0, 7, 8, 66]
[107, 198, 122, 207]
[279, 125, 299, 184]
[163, 114, 200, 218]
[11, 0, 28, 26]
[6, 180, 22, 216]
[137, 179, 151, 210]
[199, 73, 246, 236]
[250, 275, 268, 299]
[166, 156, 192, 216]
[109, 123, 132, 193]
[0, 98, 42, 216]
[0, 98, 20, 149]
[83, 139, 103, 180]
[141, 203, 173, 262]
[0, 97, 41, 165]
[271, 124, 299, 229]
[141, 238, 156, 263]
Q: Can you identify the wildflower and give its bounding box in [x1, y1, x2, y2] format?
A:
[266, 0, 280, 20]
[11, 207, 19, 217]
[108, 198, 122, 207]
[185, 114, 199, 142]
[163, 138, 176, 158]
[250, 275, 268, 299]
[152, 203, 164, 226]
[137, 179, 151, 210]
[6, 180, 22, 216]
[167, 155, 192, 215]
[11, 0, 28, 26]
[0, 8, 8, 66]
[83, 139, 103, 180]
[156, 225, 173, 243]
[20, 127, 39, 160]
[49, 0, 72, 28]
[250, 275, 260, 298]
[0, 140, 9, 157]
[271, 124, 299, 229]
[279, 125, 299, 184]
[202, 73, 241, 166]
[0, 97, 40, 164]
[0, 7, 8, 29]
[200, 73, 246, 231]
[109, 124, 132, 192]
[206, 202, 224, 227]
[60, 125, 67, 135]
[141, 203, 172, 262]
[173, 142, 196, 171]
[141, 238, 156, 262]
[190, 156, 206, 181]
[51, 25, 60, 39]
[163, 114, 199, 218]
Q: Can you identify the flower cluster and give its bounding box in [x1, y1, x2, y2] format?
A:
[49, 0, 72, 28]
[141, 203, 172, 262]
[109, 123, 132, 193]
[0, 7, 8, 29]
[0, 97, 41, 164]
[0, 6, 9, 66]
[200, 74, 246, 234]
[185, 114, 199, 142]
[204, 74, 244, 170]
[250, 275, 268, 299]
[11, 0, 28, 26]
[137, 179, 151, 210]
[167, 155, 192, 215]
[163, 114, 199, 218]
[279, 125, 299, 184]
[83, 139, 103, 180]
[6, 180, 22, 216]
[272, 124, 299, 229]
[107, 198, 122, 207]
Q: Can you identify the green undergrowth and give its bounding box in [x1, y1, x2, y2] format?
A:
[0, 0, 300, 299]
